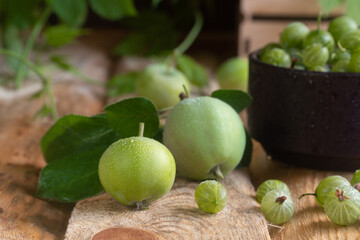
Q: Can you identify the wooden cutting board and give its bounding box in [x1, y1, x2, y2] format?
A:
[64, 169, 271, 240]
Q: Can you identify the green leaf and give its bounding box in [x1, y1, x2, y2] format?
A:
[317, 0, 342, 14]
[107, 72, 138, 97]
[41, 114, 120, 163]
[44, 24, 88, 47]
[38, 114, 120, 202]
[152, 0, 163, 8]
[1, 23, 24, 72]
[236, 129, 253, 168]
[32, 104, 52, 120]
[113, 11, 178, 56]
[346, 0, 360, 25]
[105, 97, 159, 138]
[211, 89, 252, 113]
[36, 146, 105, 202]
[176, 54, 208, 87]
[50, 55, 71, 70]
[89, 0, 137, 21]
[52, 0, 87, 27]
[4, 0, 40, 29]
[153, 127, 164, 143]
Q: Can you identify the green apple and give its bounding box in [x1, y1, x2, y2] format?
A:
[216, 57, 249, 92]
[98, 131, 176, 209]
[163, 96, 246, 180]
[136, 63, 191, 110]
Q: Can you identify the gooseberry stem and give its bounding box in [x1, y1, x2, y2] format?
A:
[138, 122, 145, 137]
[299, 193, 316, 199]
[211, 165, 224, 180]
[317, 11, 322, 31]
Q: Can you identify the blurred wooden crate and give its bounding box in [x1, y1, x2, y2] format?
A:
[238, 0, 344, 56]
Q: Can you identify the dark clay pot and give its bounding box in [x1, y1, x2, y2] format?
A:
[247, 51, 360, 171]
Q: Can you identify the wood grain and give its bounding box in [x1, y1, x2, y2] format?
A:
[0, 43, 110, 239]
[249, 140, 360, 240]
[65, 169, 271, 240]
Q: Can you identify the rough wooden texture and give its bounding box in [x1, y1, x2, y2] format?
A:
[0, 43, 110, 239]
[249, 140, 360, 240]
[65, 169, 271, 240]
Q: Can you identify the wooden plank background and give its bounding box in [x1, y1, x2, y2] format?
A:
[241, 0, 343, 18]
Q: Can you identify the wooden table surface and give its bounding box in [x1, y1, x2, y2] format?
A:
[1, 40, 360, 240]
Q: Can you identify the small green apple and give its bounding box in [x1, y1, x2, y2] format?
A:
[136, 63, 191, 110]
[216, 57, 249, 92]
[163, 96, 246, 180]
[98, 126, 176, 209]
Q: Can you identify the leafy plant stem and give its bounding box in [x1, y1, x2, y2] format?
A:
[65, 65, 103, 86]
[0, 48, 58, 120]
[15, 5, 52, 88]
[317, 11, 323, 31]
[174, 11, 203, 55]
[165, 51, 176, 74]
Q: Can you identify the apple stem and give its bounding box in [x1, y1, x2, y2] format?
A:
[138, 122, 145, 137]
[183, 84, 190, 98]
[135, 201, 148, 210]
[212, 165, 224, 180]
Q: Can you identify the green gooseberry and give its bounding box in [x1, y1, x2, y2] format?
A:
[260, 48, 291, 68]
[303, 29, 335, 53]
[280, 22, 309, 48]
[328, 16, 357, 43]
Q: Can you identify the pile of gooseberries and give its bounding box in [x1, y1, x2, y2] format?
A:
[300, 171, 360, 226]
[260, 15, 360, 73]
[256, 180, 294, 225]
[300, 170, 360, 226]
[257, 170, 360, 226]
